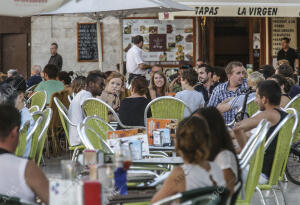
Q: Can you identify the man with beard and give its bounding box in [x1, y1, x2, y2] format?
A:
[194, 64, 216, 103]
[208, 61, 248, 124]
[68, 71, 105, 146]
[233, 80, 287, 182]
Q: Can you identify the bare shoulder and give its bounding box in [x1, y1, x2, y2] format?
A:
[256, 109, 282, 125]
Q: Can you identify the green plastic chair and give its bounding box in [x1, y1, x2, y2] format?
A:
[77, 115, 115, 153]
[27, 91, 47, 111]
[14, 121, 30, 157]
[143, 96, 192, 126]
[54, 97, 85, 160]
[28, 105, 39, 113]
[257, 110, 296, 204]
[152, 186, 229, 205]
[236, 119, 271, 205]
[247, 98, 259, 117]
[82, 98, 142, 129]
[0, 193, 37, 205]
[35, 108, 52, 166]
[284, 94, 300, 143]
[29, 111, 46, 160]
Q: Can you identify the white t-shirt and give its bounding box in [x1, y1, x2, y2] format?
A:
[126, 45, 145, 75]
[67, 90, 92, 146]
[0, 154, 35, 202]
[214, 150, 238, 182]
[182, 162, 226, 191]
[175, 90, 205, 117]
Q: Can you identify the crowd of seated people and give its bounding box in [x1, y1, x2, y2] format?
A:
[1, 58, 300, 205]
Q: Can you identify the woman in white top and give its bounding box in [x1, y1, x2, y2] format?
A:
[151, 116, 225, 203]
[175, 69, 205, 118]
[194, 107, 241, 202]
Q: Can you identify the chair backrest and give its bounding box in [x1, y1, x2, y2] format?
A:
[82, 98, 140, 129]
[247, 98, 259, 117]
[152, 186, 229, 205]
[284, 94, 300, 143]
[14, 121, 30, 157]
[28, 111, 48, 159]
[144, 96, 192, 126]
[237, 120, 270, 203]
[35, 108, 52, 165]
[78, 116, 114, 153]
[264, 111, 296, 186]
[28, 105, 39, 113]
[238, 119, 268, 166]
[48, 90, 70, 135]
[54, 97, 75, 147]
[27, 91, 47, 111]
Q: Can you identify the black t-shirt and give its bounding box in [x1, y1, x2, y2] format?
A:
[277, 48, 298, 69]
[119, 97, 151, 127]
[262, 108, 287, 177]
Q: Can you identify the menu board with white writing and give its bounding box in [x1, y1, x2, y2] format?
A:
[123, 18, 195, 65]
[272, 18, 297, 57]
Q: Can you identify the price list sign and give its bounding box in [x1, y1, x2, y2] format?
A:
[272, 18, 297, 57]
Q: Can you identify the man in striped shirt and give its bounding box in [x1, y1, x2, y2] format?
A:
[207, 61, 248, 124]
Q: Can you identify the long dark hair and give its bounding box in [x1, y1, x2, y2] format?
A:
[194, 107, 241, 189]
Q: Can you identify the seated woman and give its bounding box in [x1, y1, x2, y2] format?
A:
[149, 71, 168, 99]
[98, 72, 125, 121]
[271, 74, 294, 107]
[195, 107, 241, 198]
[57, 71, 73, 95]
[151, 116, 225, 203]
[175, 69, 205, 117]
[119, 76, 151, 127]
[71, 76, 87, 95]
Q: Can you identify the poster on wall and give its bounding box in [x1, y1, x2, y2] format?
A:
[271, 18, 297, 57]
[123, 18, 195, 66]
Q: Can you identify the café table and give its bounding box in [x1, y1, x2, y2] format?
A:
[132, 157, 183, 166]
[149, 146, 176, 156]
[108, 186, 156, 205]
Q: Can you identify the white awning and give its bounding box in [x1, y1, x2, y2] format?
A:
[0, 0, 70, 17]
[172, 0, 300, 17]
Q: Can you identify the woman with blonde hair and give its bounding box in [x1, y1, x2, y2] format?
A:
[149, 71, 168, 99]
[151, 116, 225, 203]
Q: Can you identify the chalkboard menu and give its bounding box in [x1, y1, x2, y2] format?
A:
[77, 23, 103, 62]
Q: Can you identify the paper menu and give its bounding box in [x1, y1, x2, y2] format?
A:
[107, 134, 149, 157]
[50, 179, 83, 205]
[146, 118, 177, 145]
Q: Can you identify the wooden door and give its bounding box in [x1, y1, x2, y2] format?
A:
[2, 33, 28, 77]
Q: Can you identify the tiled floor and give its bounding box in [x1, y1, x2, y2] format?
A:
[42, 154, 300, 205]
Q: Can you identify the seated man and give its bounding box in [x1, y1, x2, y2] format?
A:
[217, 71, 264, 116]
[175, 69, 205, 118]
[0, 105, 48, 204]
[233, 80, 287, 182]
[208, 61, 248, 124]
[34, 64, 64, 104]
[27, 65, 43, 88]
[68, 71, 105, 146]
[0, 76, 35, 158]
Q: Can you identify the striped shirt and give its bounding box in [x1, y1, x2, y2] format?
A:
[207, 80, 248, 124]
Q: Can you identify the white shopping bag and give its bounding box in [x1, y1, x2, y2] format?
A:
[50, 179, 83, 205]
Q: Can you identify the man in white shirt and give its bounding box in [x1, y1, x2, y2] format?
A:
[68, 71, 105, 146]
[126, 35, 149, 84]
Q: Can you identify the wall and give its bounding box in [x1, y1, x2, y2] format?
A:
[31, 15, 122, 75]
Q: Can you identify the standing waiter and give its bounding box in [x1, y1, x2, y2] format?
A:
[277, 37, 299, 72]
[126, 35, 149, 85]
